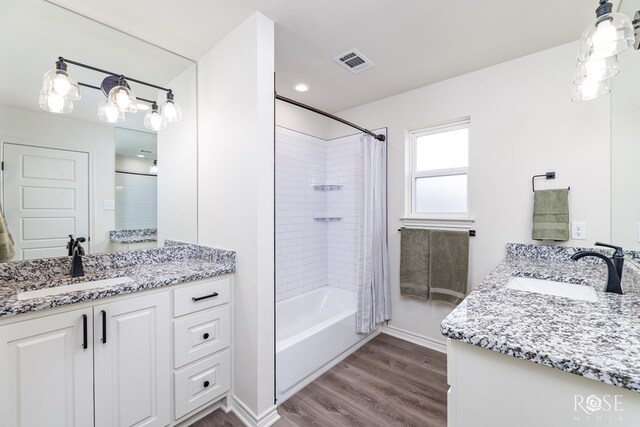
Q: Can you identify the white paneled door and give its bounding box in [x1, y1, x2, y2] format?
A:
[2, 143, 89, 260]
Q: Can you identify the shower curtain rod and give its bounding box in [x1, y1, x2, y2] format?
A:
[275, 93, 386, 142]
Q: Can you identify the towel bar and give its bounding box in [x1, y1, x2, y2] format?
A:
[398, 227, 476, 237]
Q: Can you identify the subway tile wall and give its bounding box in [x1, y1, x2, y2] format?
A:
[115, 172, 158, 230]
[276, 126, 362, 301]
[276, 127, 329, 301]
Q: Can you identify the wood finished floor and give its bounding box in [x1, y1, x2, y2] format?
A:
[192, 333, 447, 427]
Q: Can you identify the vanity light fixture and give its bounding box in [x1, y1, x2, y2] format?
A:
[38, 57, 181, 131]
[150, 160, 158, 174]
[144, 102, 167, 132]
[573, 1, 639, 101]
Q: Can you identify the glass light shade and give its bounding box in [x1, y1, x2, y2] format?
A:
[150, 160, 158, 174]
[574, 56, 620, 84]
[38, 90, 72, 113]
[41, 69, 81, 101]
[144, 107, 167, 132]
[571, 78, 611, 102]
[108, 84, 137, 113]
[97, 100, 125, 123]
[162, 100, 182, 123]
[578, 13, 635, 61]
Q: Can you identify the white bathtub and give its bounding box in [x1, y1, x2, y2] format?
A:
[276, 286, 378, 403]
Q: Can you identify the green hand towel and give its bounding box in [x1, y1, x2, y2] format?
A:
[0, 204, 15, 263]
[400, 229, 430, 300]
[532, 189, 570, 241]
[429, 230, 469, 306]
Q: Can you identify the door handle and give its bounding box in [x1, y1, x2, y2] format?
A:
[82, 314, 88, 350]
[101, 310, 107, 344]
[192, 292, 219, 302]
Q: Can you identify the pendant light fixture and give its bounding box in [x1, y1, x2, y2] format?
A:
[144, 102, 167, 132]
[572, 1, 639, 101]
[150, 160, 159, 174]
[38, 57, 182, 131]
[162, 91, 182, 123]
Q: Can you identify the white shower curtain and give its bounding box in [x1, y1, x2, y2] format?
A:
[356, 134, 391, 334]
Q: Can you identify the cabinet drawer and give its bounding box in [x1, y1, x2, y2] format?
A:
[174, 350, 230, 420]
[174, 277, 230, 317]
[174, 305, 230, 368]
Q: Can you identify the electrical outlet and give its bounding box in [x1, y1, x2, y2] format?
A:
[103, 200, 115, 210]
[572, 221, 587, 240]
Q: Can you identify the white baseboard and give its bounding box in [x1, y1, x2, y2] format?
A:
[276, 328, 382, 405]
[382, 325, 447, 354]
[229, 395, 281, 427]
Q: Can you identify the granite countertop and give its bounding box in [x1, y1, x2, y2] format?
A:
[110, 228, 158, 244]
[441, 243, 640, 393]
[0, 244, 236, 319]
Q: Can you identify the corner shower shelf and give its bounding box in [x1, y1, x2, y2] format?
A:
[314, 217, 343, 222]
[313, 185, 343, 191]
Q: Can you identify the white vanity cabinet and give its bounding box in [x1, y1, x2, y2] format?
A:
[0, 307, 94, 427]
[0, 274, 233, 427]
[94, 293, 171, 427]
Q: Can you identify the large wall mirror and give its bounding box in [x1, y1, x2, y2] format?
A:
[611, 0, 640, 251]
[0, 0, 198, 261]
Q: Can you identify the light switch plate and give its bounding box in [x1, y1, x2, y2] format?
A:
[571, 221, 587, 240]
[103, 200, 115, 210]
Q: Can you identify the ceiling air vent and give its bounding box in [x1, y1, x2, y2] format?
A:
[334, 49, 374, 74]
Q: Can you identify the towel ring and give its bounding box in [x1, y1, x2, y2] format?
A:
[532, 172, 570, 192]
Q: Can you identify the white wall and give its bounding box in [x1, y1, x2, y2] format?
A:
[0, 105, 115, 254]
[275, 127, 328, 301]
[275, 100, 332, 140]
[157, 64, 198, 245]
[329, 42, 611, 348]
[197, 12, 276, 420]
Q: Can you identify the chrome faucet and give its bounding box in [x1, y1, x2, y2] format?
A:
[67, 235, 86, 277]
[570, 242, 624, 294]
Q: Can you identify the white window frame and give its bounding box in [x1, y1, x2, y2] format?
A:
[404, 119, 473, 228]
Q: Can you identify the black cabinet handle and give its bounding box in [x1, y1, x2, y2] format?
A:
[82, 314, 88, 350]
[203, 333, 210, 340]
[204, 381, 210, 388]
[101, 310, 107, 344]
[192, 292, 219, 302]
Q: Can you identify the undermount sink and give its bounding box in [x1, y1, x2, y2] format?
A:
[506, 276, 598, 302]
[17, 277, 135, 301]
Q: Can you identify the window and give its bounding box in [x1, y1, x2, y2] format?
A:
[409, 121, 469, 216]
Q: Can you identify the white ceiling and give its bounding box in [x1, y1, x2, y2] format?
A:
[114, 128, 157, 159]
[38, 1, 622, 112]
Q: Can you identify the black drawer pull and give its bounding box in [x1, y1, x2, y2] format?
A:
[101, 310, 107, 344]
[82, 314, 88, 350]
[192, 292, 219, 302]
[203, 333, 210, 339]
[204, 381, 210, 388]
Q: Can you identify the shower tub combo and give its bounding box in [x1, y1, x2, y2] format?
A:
[275, 286, 379, 402]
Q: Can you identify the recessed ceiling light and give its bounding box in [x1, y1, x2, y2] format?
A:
[136, 102, 151, 111]
[294, 83, 310, 92]
[137, 154, 145, 158]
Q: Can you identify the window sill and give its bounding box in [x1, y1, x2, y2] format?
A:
[400, 216, 475, 230]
